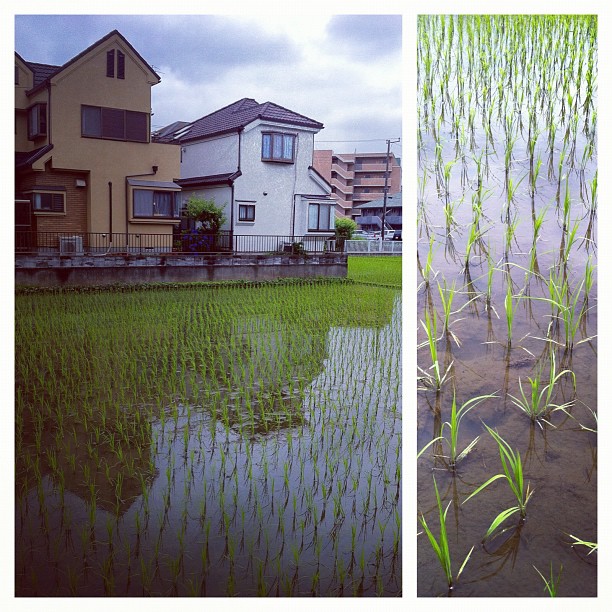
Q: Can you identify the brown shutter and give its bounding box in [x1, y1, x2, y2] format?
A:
[117, 51, 125, 79]
[101, 107, 125, 139]
[106, 50, 115, 77]
[126, 111, 148, 142]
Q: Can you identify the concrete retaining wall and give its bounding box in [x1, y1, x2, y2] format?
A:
[15, 253, 348, 287]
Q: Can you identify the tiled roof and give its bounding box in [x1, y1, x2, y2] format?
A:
[175, 171, 242, 187]
[353, 192, 402, 209]
[22, 30, 160, 96]
[156, 98, 323, 143]
[15, 144, 54, 170]
[25, 62, 61, 88]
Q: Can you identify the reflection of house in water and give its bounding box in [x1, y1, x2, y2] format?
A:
[16, 390, 156, 517]
[214, 316, 329, 434]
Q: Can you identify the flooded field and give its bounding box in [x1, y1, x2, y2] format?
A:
[417, 15, 597, 596]
[15, 278, 401, 596]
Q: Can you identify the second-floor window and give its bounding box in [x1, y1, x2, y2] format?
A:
[262, 132, 295, 163]
[28, 103, 47, 140]
[82, 105, 148, 143]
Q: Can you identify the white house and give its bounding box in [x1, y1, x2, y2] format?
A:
[154, 98, 335, 243]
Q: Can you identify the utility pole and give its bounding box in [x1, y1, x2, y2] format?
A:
[380, 137, 400, 250]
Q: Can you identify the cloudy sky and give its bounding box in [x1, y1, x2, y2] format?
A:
[14, 13, 402, 157]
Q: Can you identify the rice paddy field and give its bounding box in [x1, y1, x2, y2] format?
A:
[15, 261, 401, 597]
[417, 15, 597, 597]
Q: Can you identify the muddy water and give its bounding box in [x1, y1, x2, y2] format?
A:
[417, 15, 596, 597]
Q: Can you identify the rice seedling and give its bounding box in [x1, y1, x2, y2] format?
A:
[419, 476, 474, 593]
[418, 308, 453, 390]
[463, 423, 534, 541]
[533, 563, 562, 597]
[567, 534, 597, 555]
[419, 390, 498, 470]
[16, 273, 402, 596]
[508, 349, 576, 426]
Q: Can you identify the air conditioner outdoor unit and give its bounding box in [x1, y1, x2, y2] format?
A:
[59, 236, 83, 255]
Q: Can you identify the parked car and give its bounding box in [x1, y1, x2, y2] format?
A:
[374, 229, 395, 240]
[392, 230, 402, 241]
[353, 230, 377, 240]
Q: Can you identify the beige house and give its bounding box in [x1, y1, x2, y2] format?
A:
[15, 30, 180, 253]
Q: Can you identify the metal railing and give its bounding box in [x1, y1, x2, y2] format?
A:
[14, 231, 337, 256]
[344, 239, 402, 254]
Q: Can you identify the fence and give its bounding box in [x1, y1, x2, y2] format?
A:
[14, 231, 336, 256]
[344, 239, 402, 255]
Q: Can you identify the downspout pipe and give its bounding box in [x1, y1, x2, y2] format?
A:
[108, 182, 113, 242]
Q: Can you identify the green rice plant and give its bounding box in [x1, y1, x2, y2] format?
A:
[419, 476, 474, 592]
[583, 256, 595, 302]
[438, 390, 498, 470]
[463, 423, 534, 541]
[420, 235, 437, 287]
[436, 278, 457, 334]
[508, 351, 576, 426]
[418, 308, 452, 390]
[567, 534, 598, 555]
[530, 154, 543, 196]
[504, 214, 520, 252]
[533, 563, 562, 597]
[504, 282, 516, 346]
[589, 170, 597, 211]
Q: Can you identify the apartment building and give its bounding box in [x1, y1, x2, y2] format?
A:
[313, 150, 401, 216]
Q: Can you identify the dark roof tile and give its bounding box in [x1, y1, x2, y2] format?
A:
[157, 98, 323, 143]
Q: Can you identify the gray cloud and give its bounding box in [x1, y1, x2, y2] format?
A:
[326, 15, 401, 60]
[15, 15, 300, 80]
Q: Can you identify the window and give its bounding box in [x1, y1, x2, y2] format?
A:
[133, 189, 179, 219]
[82, 105, 148, 142]
[238, 204, 255, 222]
[28, 103, 47, 140]
[107, 49, 125, 79]
[30, 190, 65, 213]
[262, 132, 295, 162]
[308, 203, 334, 231]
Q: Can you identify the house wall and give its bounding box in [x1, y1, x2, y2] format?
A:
[48, 39, 180, 235]
[233, 122, 328, 236]
[19, 169, 89, 234]
[179, 186, 233, 231]
[15, 35, 180, 237]
[180, 134, 239, 177]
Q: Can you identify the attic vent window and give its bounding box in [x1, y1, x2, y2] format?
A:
[107, 49, 125, 79]
[106, 50, 115, 77]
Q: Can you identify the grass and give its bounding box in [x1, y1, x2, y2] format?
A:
[348, 256, 402, 287]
